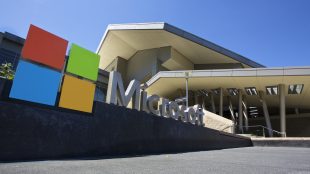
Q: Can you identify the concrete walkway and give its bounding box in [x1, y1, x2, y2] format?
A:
[1, 147, 310, 174]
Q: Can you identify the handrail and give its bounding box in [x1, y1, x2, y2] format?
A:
[220, 125, 235, 132]
[221, 125, 286, 137]
[246, 125, 286, 137]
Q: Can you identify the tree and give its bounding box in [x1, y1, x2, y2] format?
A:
[0, 62, 15, 80]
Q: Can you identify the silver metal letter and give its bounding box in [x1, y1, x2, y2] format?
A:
[106, 71, 141, 110]
[140, 90, 149, 113]
[193, 105, 204, 126]
[159, 98, 170, 117]
[168, 101, 180, 120]
[179, 105, 187, 122]
[147, 95, 160, 116]
[185, 107, 196, 124]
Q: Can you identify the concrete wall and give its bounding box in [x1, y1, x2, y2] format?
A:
[161, 47, 193, 70]
[0, 100, 252, 161]
[203, 109, 234, 133]
[103, 46, 194, 85]
[112, 57, 128, 84]
[124, 46, 193, 84]
[103, 56, 129, 85]
[126, 48, 158, 84]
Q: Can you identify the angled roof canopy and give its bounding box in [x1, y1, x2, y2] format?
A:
[96, 22, 264, 70]
[145, 66, 310, 109]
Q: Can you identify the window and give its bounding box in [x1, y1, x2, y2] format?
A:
[245, 87, 258, 95]
[266, 86, 278, 95]
[211, 89, 220, 95]
[227, 88, 238, 96]
[197, 89, 208, 96]
[248, 106, 258, 118]
[288, 84, 304, 94]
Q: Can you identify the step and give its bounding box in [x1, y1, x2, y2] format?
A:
[251, 137, 310, 147]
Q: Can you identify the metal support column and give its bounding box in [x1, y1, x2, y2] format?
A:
[279, 84, 286, 137]
[227, 96, 236, 122]
[210, 94, 216, 113]
[259, 91, 273, 137]
[295, 108, 299, 116]
[227, 96, 236, 134]
[242, 95, 249, 131]
[238, 89, 243, 133]
[219, 88, 223, 116]
[194, 91, 199, 105]
[202, 96, 207, 110]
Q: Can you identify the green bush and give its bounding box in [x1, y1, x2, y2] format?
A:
[0, 62, 15, 80]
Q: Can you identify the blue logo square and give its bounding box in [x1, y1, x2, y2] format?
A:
[9, 60, 62, 106]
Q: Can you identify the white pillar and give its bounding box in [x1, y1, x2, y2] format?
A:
[219, 88, 223, 116]
[259, 91, 273, 137]
[279, 84, 286, 137]
[185, 78, 189, 108]
[238, 89, 243, 133]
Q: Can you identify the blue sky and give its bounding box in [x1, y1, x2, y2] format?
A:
[1, 0, 309, 67]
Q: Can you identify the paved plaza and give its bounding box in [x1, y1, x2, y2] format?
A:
[1, 147, 310, 174]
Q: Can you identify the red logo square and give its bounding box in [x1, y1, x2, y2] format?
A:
[21, 24, 68, 70]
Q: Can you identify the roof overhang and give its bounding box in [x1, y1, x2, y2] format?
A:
[145, 66, 310, 109]
[96, 22, 264, 70]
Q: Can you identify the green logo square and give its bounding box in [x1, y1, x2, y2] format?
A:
[66, 43, 100, 81]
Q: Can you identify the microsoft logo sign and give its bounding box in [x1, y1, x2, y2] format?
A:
[9, 25, 100, 113]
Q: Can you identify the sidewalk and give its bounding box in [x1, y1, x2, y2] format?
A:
[1, 147, 310, 174]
